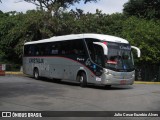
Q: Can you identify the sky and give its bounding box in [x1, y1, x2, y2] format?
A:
[0, 0, 129, 14]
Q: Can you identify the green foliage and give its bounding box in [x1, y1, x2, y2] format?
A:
[0, 7, 160, 65]
[0, 10, 47, 63]
[123, 0, 160, 19]
[121, 16, 160, 63]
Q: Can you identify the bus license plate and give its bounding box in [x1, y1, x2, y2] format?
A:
[120, 80, 126, 85]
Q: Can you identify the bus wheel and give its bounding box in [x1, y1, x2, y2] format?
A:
[34, 68, 39, 80]
[78, 72, 87, 88]
[105, 85, 111, 89]
[54, 79, 61, 83]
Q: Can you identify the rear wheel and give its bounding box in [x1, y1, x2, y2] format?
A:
[77, 72, 87, 88]
[105, 85, 111, 89]
[34, 68, 39, 80]
[54, 78, 61, 83]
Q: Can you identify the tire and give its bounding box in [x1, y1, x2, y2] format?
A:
[105, 85, 111, 89]
[78, 72, 87, 88]
[54, 78, 61, 83]
[34, 68, 39, 80]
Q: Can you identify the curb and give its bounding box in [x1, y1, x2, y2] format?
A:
[134, 81, 160, 85]
[5, 72, 23, 75]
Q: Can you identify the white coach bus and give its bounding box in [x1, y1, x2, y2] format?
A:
[23, 34, 140, 87]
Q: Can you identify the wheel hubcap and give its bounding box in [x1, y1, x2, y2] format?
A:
[35, 71, 38, 78]
[80, 76, 83, 82]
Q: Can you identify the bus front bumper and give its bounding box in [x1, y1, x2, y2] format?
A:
[100, 70, 135, 85]
[102, 78, 134, 85]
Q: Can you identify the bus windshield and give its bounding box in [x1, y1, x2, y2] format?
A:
[105, 42, 134, 72]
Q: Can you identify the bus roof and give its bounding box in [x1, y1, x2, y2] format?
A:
[24, 33, 129, 45]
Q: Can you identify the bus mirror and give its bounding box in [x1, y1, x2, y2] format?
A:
[131, 46, 141, 58]
[93, 42, 108, 55]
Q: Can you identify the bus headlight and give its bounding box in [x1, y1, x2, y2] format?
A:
[132, 74, 135, 78]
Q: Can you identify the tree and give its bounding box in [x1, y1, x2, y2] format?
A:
[123, 0, 160, 19]
[121, 16, 160, 64]
[24, 0, 98, 14]
[0, 10, 46, 63]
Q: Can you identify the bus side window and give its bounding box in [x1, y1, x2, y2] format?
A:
[58, 40, 85, 56]
[50, 43, 59, 55]
[39, 44, 45, 56]
[44, 43, 50, 55]
[34, 45, 39, 56]
[71, 39, 85, 56]
[27, 45, 35, 56]
[24, 45, 29, 56]
[60, 41, 67, 55]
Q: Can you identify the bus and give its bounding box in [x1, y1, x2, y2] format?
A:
[23, 34, 140, 87]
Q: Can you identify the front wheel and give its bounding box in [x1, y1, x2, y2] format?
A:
[78, 72, 87, 88]
[34, 68, 39, 80]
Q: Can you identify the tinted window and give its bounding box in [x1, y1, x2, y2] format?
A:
[24, 45, 35, 56]
[85, 38, 104, 66]
[24, 39, 86, 57]
[49, 42, 60, 55]
[58, 39, 86, 56]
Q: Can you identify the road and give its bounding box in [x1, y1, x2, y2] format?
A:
[0, 75, 160, 120]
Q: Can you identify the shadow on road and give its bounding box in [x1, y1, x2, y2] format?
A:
[29, 76, 133, 91]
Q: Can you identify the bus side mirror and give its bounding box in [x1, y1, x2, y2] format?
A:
[93, 42, 108, 55]
[131, 46, 141, 58]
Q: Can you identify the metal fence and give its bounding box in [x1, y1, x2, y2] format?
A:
[135, 64, 160, 82]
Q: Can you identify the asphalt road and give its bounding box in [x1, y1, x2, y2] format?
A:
[0, 75, 160, 120]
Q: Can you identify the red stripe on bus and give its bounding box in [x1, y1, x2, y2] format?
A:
[24, 56, 96, 76]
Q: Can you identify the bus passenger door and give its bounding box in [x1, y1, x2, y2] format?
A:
[92, 44, 105, 68]
[85, 39, 105, 78]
